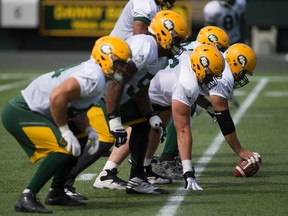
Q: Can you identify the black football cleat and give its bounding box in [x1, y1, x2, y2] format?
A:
[45, 188, 86, 206]
[14, 191, 52, 213]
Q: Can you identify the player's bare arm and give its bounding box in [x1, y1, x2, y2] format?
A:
[49, 77, 81, 127]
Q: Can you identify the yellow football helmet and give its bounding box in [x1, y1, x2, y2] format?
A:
[196, 26, 230, 52]
[224, 43, 257, 88]
[91, 36, 131, 83]
[148, 10, 188, 55]
[190, 44, 225, 90]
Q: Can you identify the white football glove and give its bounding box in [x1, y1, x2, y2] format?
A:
[183, 171, 203, 191]
[147, 112, 166, 143]
[247, 152, 261, 165]
[109, 116, 127, 147]
[85, 126, 100, 155]
[59, 125, 81, 157]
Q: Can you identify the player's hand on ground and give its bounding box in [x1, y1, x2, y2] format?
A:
[183, 171, 203, 191]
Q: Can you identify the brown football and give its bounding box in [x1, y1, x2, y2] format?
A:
[234, 159, 261, 177]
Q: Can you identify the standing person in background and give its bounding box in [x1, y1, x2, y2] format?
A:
[203, 0, 247, 107]
[64, 0, 177, 199]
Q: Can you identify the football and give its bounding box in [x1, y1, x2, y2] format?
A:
[234, 159, 261, 177]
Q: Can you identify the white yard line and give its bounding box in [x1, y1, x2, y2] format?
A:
[157, 77, 269, 216]
[0, 79, 34, 92]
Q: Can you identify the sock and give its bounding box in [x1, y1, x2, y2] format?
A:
[129, 122, 150, 179]
[103, 160, 118, 171]
[144, 158, 152, 167]
[65, 141, 113, 187]
[27, 152, 75, 194]
[182, 160, 193, 174]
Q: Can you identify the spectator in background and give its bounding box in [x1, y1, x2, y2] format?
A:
[203, 0, 247, 107]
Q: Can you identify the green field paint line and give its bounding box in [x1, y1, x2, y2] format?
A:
[157, 78, 269, 216]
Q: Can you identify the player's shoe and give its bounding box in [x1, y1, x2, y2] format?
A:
[64, 186, 88, 200]
[93, 168, 127, 190]
[45, 188, 86, 206]
[144, 164, 172, 184]
[14, 191, 52, 213]
[156, 159, 183, 179]
[126, 177, 168, 195]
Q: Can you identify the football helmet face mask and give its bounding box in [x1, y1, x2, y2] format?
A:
[91, 36, 132, 83]
[196, 26, 230, 52]
[190, 44, 225, 90]
[224, 43, 257, 88]
[148, 10, 188, 56]
[218, 0, 236, 7]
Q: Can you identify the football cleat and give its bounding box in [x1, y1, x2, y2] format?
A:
[145, 164, 172, 184]
[14, 191, 52, 213]
[93, 168, 127, 190]
[126, 177, 168, 195]
[64, 186, 88, 201]
[45, 188, 86, 206]
[156, 159, 183, 179]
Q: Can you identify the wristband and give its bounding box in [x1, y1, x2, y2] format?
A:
[59, 124, 70, 134]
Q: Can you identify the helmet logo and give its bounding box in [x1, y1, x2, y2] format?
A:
[163, 19, 174, 31]
[100, 44, 112, 54]
[208, 34, 218, 43]
[200, 56, 209, 67]
[237, 55, 247, 67]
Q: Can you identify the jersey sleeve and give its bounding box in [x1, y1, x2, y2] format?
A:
[172, 53, 199, 107]
[133, 0, 159, 24]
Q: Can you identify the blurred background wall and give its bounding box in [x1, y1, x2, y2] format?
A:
[0, 0, 288, 55]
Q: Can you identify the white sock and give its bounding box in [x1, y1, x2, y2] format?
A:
[182, 160, 193, 174]
[23, 188, 31, 194]
[144, 158, 152, 167]
[103, 160, 118, 171]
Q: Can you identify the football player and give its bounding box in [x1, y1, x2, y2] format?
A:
[1, 36, 132, 213]
[203, 0, 247, 44]
[156, 43, 262, 180]
[67, 10, 188, 195]
[64, 0, 177, 198]
[110, 0, 176, 40]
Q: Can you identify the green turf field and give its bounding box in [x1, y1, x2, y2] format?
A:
[0, 70, 288, 216]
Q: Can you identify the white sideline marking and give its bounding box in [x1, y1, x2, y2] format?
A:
[76, 173, 98, 181]
[157, 78, 268, 216]
[0, 79, 33, 92]
[0, 73, 40, 79]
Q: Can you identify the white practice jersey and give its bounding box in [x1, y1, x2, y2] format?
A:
[110, 0, 160, 41]
[121, 34, 166, 104]
[203, 0, 246, 43]
[22, 59, 105, 120]
[149, 51, 200, 108]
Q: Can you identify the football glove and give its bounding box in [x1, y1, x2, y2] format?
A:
[146, 112, 166, 143]
[183, 171, 203, 191]
[247, 152, 261, 165]
[206, 103, 217, 123]
[108, 116, 127, 147]
[85, 126, 100, 155]
[59, 125, 81, 157]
